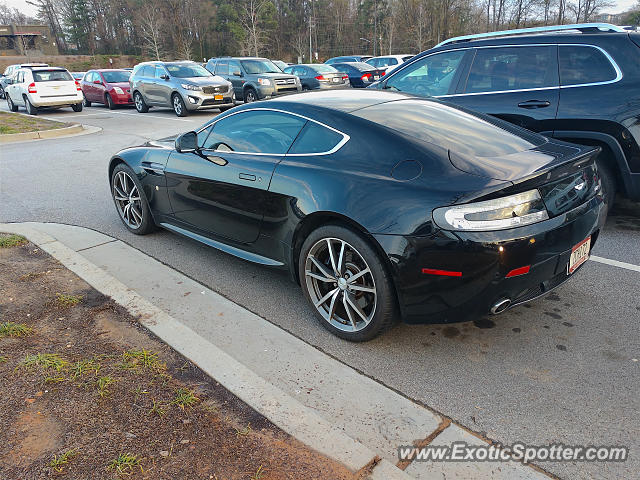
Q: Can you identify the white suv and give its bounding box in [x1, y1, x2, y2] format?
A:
[6, 67, 83, 115]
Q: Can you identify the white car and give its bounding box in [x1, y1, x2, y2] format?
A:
[366, 55, 415, 74]
[5, 67, 83, 115]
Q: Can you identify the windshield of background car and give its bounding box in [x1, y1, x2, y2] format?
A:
[353, 99, 545, 158]
[33, 70, 73, 82]
[311, 65, 339, 74]
[385, 50, 466, 97]
[165, 64, 212, 78]
[240, 59, 281, 74]
[102, 71, 131, 83]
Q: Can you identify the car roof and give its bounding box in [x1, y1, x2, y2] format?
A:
[94, 68, 130, 72]
[30, 67, 67, 71]
[271, 89, 417, 113]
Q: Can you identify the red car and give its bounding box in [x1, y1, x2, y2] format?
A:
[81, 69, 133, 109]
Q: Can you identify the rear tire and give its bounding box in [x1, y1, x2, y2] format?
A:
[298, 225, 397, 342]
[105, 93, 116, 110]
[71, 103, 83, 112]
[133, 91, 148, 113]
[0, 86, 5, 99]
[24, 96, 37, 115]
[7, 94, 18, 112]
[596, 156, 616, 212]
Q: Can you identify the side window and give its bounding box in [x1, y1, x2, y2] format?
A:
[385, 50, 466, 97]
[155, 66, 166, 78]
[293, 66, 305, 76]
[138, 65, 150, 77]
[202, 111, 306, 154]
[388, 58, 398, 66]
[215, 60, 228, 76]
[229, 60, 241, 76]
[559, 45, 617, 86]
[289, 122, 344, 154]
[465, 46, 555, 94]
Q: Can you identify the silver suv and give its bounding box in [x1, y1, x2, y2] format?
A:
[130, 61, 234, 116]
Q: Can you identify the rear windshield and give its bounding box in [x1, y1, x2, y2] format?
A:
[33, 70, 73, 82]
[341, 62, 373, 71]
[165, 63, 211, 78]
[102, 70, 131, 83]
[240, 59, 281, 74]
[353, 99, 545, 158]
[310, 64, 338, 73]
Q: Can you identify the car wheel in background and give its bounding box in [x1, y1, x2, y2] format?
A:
[596, 156, 616, 211]
[298, 225, 397, 342]
[0, 87, 5, 99]
[105, 93, 116, 110]
[244, 88, 258, 103]
[111, 163, 156, 235]
[133, 91, 148, 113]
[72, 103, 83, 112]
[24, 96, 38, 115]
[172, 93, 187, 117]
[83, 93, 91, 107]
[7, 95, 18, 112]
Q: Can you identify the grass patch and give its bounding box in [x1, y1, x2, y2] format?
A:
[148, 399, 165, 417]
[0, 322, 33, 338]
[96, 376, 115, 397]
[22, 353, 68, 372]
[0, 355, 7, 363]
[172, 387, 199, 410]
[56, 293, 83, 307]
[70, 358, 101, 379]
[121, 349, 165, 372]
[50, 449, 78, 473]
[251, 465, 266, 479]
[0, 111, 69, 134]
[235, 422, 252, 437]
[107, 453, 142, 475]
[0, 234, 27, 248]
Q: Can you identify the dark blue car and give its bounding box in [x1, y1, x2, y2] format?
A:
[332, 62, 385, 88]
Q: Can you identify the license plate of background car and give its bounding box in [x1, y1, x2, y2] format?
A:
[214, 95, 223, 100]
[332, 78, 340, 83]
[374, 76, 380, 80]
[568, 236, 591, 274]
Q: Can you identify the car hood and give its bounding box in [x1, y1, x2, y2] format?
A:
[107, 82, 130, 88]
[146, 135, 177, 148]
[181, 76, 229, 86]
[253, 72, 297, 79]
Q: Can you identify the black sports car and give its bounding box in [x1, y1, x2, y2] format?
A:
[108, 90, 606, 341]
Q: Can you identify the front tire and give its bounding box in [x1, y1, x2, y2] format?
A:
[24, 96, 37, 115]
[172, 93, 187, 117]
[105, 93, 116, 110]
[596, 156, 616, 211]
[7, 94, 18, 112]
[133, 91, 149, 113]
[111, 163, 156, 235]
[244, 87, 258, 103]
[299, 225, 397, 341]
[83, 93, 91, 107]
[71, 103, 83, 112]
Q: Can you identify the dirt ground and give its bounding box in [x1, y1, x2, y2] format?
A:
[0, 235, 356, 480]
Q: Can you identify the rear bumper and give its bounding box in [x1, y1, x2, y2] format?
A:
[374, 193, 607, 324]
[31, 93, 83, 107]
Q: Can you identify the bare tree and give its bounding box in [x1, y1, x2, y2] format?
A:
[139, 8, 163, 60]
[240, 0, 275, 57]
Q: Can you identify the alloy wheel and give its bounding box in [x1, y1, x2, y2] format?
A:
[304, 238, 377, 332]
[173, 95, 183, 115]
[245, 90, 256, 102]
[112, 171, 144, 229]
[134, 93, 143, 111]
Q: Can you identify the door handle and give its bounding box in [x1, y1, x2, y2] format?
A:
[239, 173, 256, 181]
[517, 100, 551, 109]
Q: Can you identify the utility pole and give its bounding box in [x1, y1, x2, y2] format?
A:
[309, 17, 312, 63]
[373, 0, 377, 56]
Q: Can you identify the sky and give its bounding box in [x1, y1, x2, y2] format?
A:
[2, 0, 638, 18]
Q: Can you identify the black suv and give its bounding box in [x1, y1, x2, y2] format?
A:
[371, 23, 640, 204]
[205, 57, 301, 103]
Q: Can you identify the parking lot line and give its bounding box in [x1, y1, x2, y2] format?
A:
[591, 255, 640, 273]
[106, 110, 201, 122]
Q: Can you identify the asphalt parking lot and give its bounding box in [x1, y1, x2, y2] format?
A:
[1, 102, 639, 479]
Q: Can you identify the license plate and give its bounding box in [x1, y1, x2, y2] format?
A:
[214, 94, 223, 100]
[374, 76, 380, 80]
[568, 236, 591, 274]
[332, 77, 340, 83]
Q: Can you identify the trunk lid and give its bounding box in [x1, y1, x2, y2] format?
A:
[32, 69, 77, 96]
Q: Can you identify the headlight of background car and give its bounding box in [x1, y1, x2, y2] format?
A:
[257, 78, 271, 86]
[112, 86, 124, 94]
[181, 83, 202, 91]
[432, 190, 549, 231]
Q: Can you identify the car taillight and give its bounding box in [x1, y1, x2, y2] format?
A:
[28, 82, 37, 94]
[315, 75, 325, 80]
[381, 71, 386, 76]
[361, 73, 372, 80]
[75, 80, 81, 91]
[342, 75, 348, 81]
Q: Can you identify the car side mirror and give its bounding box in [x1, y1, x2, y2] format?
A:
[161, 74, 170, 80]
[232, 70, 242, 77]
[175, 131, 198, 153]
[93, 80, 102, 85]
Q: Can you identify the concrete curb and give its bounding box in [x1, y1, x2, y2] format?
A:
[0, 223, 413, 479]
[0, 123, 101, 143]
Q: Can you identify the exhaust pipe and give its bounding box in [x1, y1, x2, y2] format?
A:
[490, 298, 511, 315]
